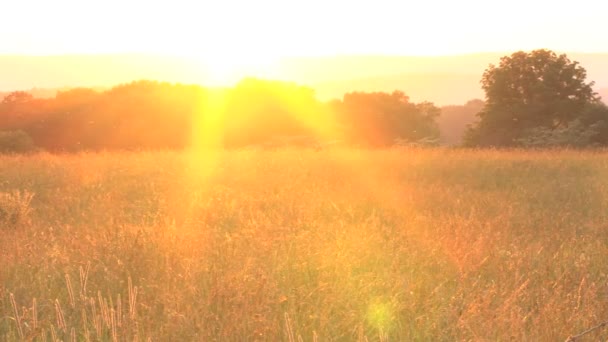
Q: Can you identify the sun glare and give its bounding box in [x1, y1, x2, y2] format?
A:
[199, 50, 281, 86]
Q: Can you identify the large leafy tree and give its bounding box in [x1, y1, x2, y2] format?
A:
[465, 49, 600, 147]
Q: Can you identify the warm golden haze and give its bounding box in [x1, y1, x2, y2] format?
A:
[2, 1, 608, 338]
[2, 53, 608, 106]
[3, 49, 608, 152]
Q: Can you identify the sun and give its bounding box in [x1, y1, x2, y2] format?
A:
[199, 50, 281, 86]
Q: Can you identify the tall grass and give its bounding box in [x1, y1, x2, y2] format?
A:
[1, 148, 607, 340]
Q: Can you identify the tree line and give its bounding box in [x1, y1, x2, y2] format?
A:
[1, 49, 607, 152]
[0, 79, 440, 151]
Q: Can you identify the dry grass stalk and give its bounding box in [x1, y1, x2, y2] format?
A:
[32, 298, 38, 330]
[498, 278, 530, 313]
[284, 313, 295, 342]
[10, 293, 23, 339]
[82, 308, 91, 342]
[98, 291, 110, 328]
[111, 308, 118, 342]
[379, 329, 388, 342]
[89, 297, 98, 337]
[575, 276, 586, 312]
[128, 277, 138, 320]
[357, 324, 365, 341]
[79, 262, 90, 299]
[566, 320, 608, 341]
[89, 297, 96, 316]
[70, 327, 76, 342]
[94, 313, 102, 340]
[90, 296, 101, 338]
[117, 293, 122, 327]
[50, 325, 58, 342]
[55, 299, 66, 331]
[65, 273, 75, 308]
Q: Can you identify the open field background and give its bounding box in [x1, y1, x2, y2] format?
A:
[1, 148, 608, 341]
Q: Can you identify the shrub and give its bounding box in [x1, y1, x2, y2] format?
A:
[0, 130, 36, 153]
[394, 136, 441, 147]
[515, 119, 604, 148]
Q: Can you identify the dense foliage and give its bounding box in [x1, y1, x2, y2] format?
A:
[331, 91, 440, 147]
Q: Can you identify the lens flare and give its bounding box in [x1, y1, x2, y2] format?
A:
[367, 299, 394, 332]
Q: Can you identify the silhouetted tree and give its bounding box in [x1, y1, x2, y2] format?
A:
[0, 91, 46, 130]
[1, 91, 34, 105]
[332, 91, 440, 147]
[465, 49, 600, 147]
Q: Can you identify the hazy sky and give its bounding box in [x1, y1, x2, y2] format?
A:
[3, 0, 608, 58]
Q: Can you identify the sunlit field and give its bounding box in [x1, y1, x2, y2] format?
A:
[1, 148, 608, 341]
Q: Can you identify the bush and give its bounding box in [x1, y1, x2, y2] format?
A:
[394, 136, 441, 147]
[515, 120, 604, 148]
[0, 130, 36, 153]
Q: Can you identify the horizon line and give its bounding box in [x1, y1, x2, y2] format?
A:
[1, 50, 608, 58]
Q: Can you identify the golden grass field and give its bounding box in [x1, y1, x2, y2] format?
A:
[1, 148, 608, 341]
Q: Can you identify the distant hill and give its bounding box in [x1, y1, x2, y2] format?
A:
[0, 55, 207, 92]
[1, 87, 66, 101]
[284, 54, 608, 105]
[311, 73, 483, 105]
[439, 100, 484, 146]
[1, 53, 607, 106]
[0, 86, 106, 102]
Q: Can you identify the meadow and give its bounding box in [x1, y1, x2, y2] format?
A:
[1, 148, 607, 341]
